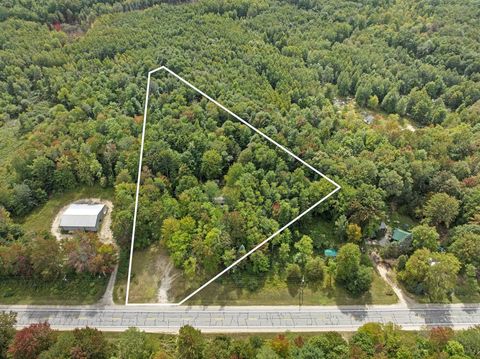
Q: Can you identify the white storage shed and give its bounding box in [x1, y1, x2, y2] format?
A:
[59, 204, 107, 232]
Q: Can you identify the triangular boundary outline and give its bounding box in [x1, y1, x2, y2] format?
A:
[125, 66, 341, 306]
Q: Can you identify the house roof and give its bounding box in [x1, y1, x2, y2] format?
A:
[392, 228, 411, 242]
[60, 204, 105, 228]
[324, 249, 337, 257]
[364, 114, 374, 124]
[379, 221, 387, 230]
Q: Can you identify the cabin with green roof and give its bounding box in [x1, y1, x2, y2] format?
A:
[392, 228, 412, 242]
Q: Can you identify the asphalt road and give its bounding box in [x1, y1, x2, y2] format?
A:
[1, 304, 479, 333]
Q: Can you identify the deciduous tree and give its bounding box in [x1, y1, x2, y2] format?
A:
[177, 325, 204, 359]
[305, 257, 325, 283]
[335, 243, 372, 295]
[8, 322, 55, 359]
[29, 235, 63, 281]
[116, 327, 156, 359]
[411, 225, 439, 251]
[70, 327, 110, 359]
[346, 223, 362, 242]
[0, 311, 16, 359]
[201, 149, 222, 180]
[424, 193, 459, 228]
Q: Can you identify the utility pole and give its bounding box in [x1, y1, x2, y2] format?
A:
[299, 275, 305, 307]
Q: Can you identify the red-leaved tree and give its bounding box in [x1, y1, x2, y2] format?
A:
[70, 327, 109, 359]
[429, 326, 454, 351]
[8, 322, 56, 359]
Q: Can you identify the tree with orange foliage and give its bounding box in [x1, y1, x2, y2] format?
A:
[270, 334, 290, 358]
[429, 327, 454, 352]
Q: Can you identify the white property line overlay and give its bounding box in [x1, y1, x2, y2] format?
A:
[125, 66, 341, 306]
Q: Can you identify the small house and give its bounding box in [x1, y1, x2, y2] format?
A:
[377, 221, 387, 237]
[375, 221, 390, 246]
[391, 228, 412, 242]
[59, 204, 107, 232]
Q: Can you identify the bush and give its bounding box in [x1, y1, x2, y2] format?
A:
[345, 267, 373, 296]
[286, 263, 302, 282]
[396, 255, 408, 271]
[305, 257, 325, 283]
[177, 325, 204, 359]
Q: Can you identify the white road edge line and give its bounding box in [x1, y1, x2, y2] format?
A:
[125, 66, 341, 305]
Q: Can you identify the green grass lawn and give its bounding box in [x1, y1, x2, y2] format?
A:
[125, 246, 398, 305]
[114, 249, 153, 304]
[179, 271, 397, 306]
[452, 288, 480, 303]
[128, 244, 163, 303]
[387, 207, 418, 231]
[113, 250, 129, 304]
[339, 97, 418, 131]
[0, 275, 109, 305]
[298, 216, 338, 250]
[19, 186, 114, 234]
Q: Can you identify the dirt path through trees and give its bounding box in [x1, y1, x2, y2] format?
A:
[375, 263, 414, 306]
[156, 248, 180, 303]
[371, 252, 414, 306]
[157, 261, 177, 303]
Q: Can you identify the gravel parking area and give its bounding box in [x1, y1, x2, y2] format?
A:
[51, 198, 114, 244]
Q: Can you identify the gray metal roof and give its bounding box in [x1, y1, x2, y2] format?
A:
[60, 204, 105, 228]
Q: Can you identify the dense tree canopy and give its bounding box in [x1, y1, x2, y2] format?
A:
[2, 321, 480, 359]
[0, 0, 479, 302]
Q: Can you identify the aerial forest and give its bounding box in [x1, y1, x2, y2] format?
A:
[0, 0, 479, 303]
